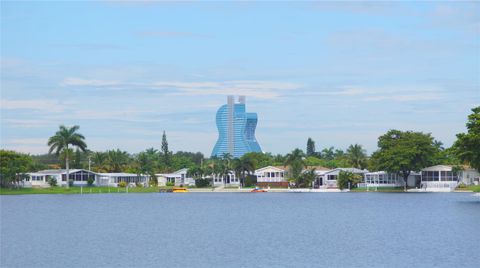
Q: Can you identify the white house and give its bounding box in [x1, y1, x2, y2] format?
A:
[360, 171, 420, 189]
[23, 169, 97, 187]
[320, 168, 369, 188]
[255, 166, 287, 183]
[421, 165, 480, 191]
[97, 173, 149, 187]
[254, 166, 288, 188]
[156, 168, 196, 187]
[212, 171, 238, 186]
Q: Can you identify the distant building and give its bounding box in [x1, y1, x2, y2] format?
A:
[211, 95, 262, 158]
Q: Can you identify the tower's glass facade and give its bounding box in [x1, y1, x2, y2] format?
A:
[211, 96, 262, 158]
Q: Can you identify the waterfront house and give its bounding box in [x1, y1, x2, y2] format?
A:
[359, 171, 420, 189]
[156, 168, 196, 187]
[97, 173, 149, 187]
[421, 165, 480, 191]
[24, 169, 97, 187]
[319, 168, 369, 188]
[212, 171, 238, 187]
[255, 166, 288, 188]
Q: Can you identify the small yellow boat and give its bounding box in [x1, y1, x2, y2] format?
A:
[172, 187, 188, 193]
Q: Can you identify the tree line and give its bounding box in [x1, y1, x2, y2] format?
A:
[1, 106, 478, 188]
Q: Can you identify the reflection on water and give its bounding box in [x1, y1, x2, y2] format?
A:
[1, 193, 479, 268]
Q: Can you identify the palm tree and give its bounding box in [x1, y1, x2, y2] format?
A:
[346, 144, 367, 169]
[91, 151, 107, 172]
[106, 149, 130, 172]
[284, 148, 306, 186]
[48, 125, 87, 188]
[239, 156, 256, 187]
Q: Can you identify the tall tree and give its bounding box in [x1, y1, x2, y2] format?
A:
[453, 106, 480, 171]
[306, 138, 316, 157]
[370, 130, 440, 190]
[0, 150, 33, 188]
[161, 131, 171, 169]
[346, 144, 367, 169]
[47, 125, 87, 188]
[284, 148, 306, 184]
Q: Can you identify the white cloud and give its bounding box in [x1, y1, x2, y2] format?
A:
[61, 77, 121, 87]
[60, 78, 302, 99]
[1, 99, 67, 112]
[363, 93, 443, 102]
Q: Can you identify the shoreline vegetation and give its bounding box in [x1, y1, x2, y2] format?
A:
[1, 107, 479, 192]
[1, 185, 479, 195]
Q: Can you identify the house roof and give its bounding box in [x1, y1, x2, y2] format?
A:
[323, 167, 369, 175]
[29, 169, 95, 175]
[305, 166, 330, 171]
[98, 173, 146, 177]
[255, 166, 286, 172]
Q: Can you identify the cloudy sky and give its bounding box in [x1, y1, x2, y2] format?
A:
[1, 1, 479, 156]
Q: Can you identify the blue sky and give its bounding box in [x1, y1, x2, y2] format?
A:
[1, 1, 479, 156]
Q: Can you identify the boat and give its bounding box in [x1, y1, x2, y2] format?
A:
[251, 187, 268, 193]
[172, 187, 188, 193]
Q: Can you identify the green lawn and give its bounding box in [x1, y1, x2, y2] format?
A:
[0, 186, 174, 195]
[351, 187, 405, 193]
[456, 185, 480, 192]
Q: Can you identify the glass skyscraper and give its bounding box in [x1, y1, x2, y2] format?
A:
[211, 96, 262, 158]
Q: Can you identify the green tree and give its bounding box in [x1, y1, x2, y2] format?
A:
[321, 147, 335, 160]
[0, 150, 33, 188]
[297, 168, 316, 188]
[306, 138, 316, 157]
[337, 171, 362, 190]
[105, 149, 130, 172]
[346, 144, 367, 169]
[161, 131, 171, 169]
[47, 125, 87, 188]
[91, 151, 107, 172]
[370, 130, 440, 190]
[284, 148, 306, 185]
[453, 106, 480, 171]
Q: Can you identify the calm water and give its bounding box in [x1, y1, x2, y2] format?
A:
[1, 193, 479, 268]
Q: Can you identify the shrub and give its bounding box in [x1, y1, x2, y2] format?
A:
[195, 178, 210, 188]
[47, 177, 57, 187]
[457, 182, 467, 189]
[244, 175, 257, 187]
[136, 182, 144, 188]
[118, 181, 127, 188]
[337, 171, 362, 190]
[68, 179, 74, 187]
[87, 177, 94, 186]
[166, 182, 175, 187]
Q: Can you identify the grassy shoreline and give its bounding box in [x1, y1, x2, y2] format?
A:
[2, 185, 479, 195]
[0, 186, 174, 195]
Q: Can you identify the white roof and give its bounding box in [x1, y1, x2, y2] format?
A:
[174, 168, 189, 174]
[421, 165, 453, 172]
[255, 166, 286, 173]
[156, 173, 182, 178]
[98, 173, 148, 177]
[28, 169, 94, 175]
[324, 168, 369, 175]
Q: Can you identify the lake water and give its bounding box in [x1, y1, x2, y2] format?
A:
[1, 193, 479, 268]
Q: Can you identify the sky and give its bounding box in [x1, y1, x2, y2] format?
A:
[1, 1, 479, 157]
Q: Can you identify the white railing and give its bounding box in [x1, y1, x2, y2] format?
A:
[421, 181, 458, 191]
